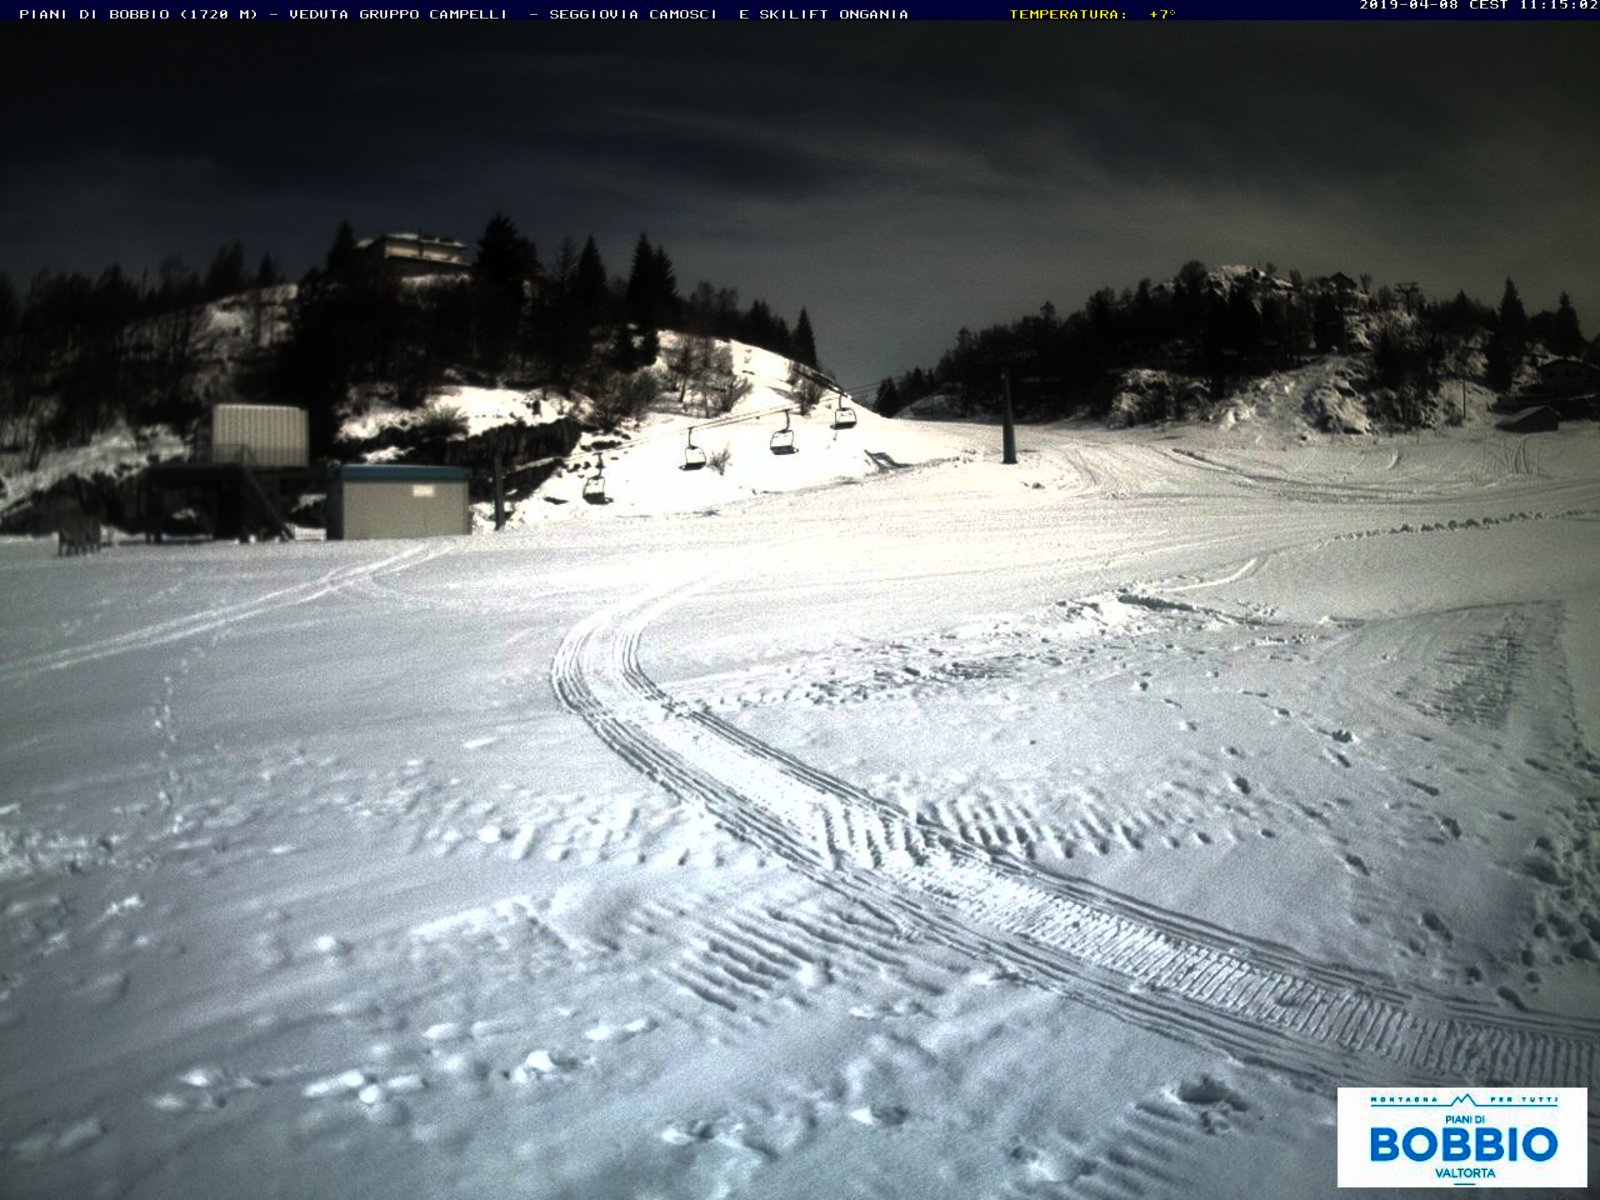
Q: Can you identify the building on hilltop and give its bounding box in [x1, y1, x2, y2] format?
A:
[358, 232, 471, 279]
[1509, 356, 1600, 419]
[1532, 356, 1599, 396]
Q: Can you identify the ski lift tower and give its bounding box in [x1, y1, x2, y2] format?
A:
[1000, 369, 1018, 465]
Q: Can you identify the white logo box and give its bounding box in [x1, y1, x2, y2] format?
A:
[1337, 1087, 1587, 1189]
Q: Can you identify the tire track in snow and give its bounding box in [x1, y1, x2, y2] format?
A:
[0, 542, 449, 686]
[553, 573, 1600, 1092]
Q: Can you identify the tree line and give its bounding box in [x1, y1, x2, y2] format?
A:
[0, 245, 285, 466]
[1, 216, 821, 464]
[279, 217, 820, 453]
[874, 262, 1588, 429]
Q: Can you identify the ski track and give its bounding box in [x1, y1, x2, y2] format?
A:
[0, 543, 449, 686]
[553, 571, 1600, 1102]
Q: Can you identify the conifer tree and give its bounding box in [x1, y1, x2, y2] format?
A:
[1487, 278, 1529, 394]
[1552, 293, 1584, 358]
[475, 213, 537, 301]
[793, 308, 818, 368]
[651, 244, 679, 326]
[254, 254, 284, 288]
[203, 241, 246, 300]
[574, 235, 609, 326]
[1497, 279, 1528, 343]
[625, 234, 655, 327]
[625, 235, 682, 330]
[324, 221, 360, 277]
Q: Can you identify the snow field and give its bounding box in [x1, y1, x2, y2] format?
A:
[2, 419, 1598, 1197]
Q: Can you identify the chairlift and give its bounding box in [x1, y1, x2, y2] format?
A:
[769, 409, 797, 455]
[682, 428, 707, 471]
[831, 394, 858, 430]
[582, 454, 607, 504]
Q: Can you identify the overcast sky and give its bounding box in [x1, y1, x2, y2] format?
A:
[3, 23, 1596, 389]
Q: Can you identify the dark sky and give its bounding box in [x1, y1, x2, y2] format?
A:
[3, 23, 1597, 388]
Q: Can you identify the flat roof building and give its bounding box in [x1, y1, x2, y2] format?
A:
[327, 464, 472, 541]
[358, 233, 471, 279]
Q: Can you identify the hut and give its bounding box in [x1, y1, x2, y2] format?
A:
[326, 464, 471, 540]
[1495, 406, 1560, 434]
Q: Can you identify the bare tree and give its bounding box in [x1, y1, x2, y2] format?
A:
[787, 361, 825, 416]
[593, 367, 662, 431]
[148, 301, 205, 423]
[670, 335, 741, 416]
[717, 374, 752, 414]
[0, 327, 52, 470]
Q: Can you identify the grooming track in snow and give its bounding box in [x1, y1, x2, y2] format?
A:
[0, 543, 447, 687]
[554, 571, 1600, 1094]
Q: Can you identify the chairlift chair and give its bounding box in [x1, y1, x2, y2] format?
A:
[769, 410, 797, 455]
[831, 394, 858, 430]
[682, 428, 707, 471]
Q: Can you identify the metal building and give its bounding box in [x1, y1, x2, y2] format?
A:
[327, 464, 472, 540]
[144, 404, 317, 541]
[206, 404, 309, 468]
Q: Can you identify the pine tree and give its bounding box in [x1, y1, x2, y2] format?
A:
[1552, 293, 1584, 358]
[1484, 327, 1515, 393]
[651, 244, 679, 327]
[1497, 279, 1528, 343]
[537, 237, 593, 389]
[739, 300, 777, 354]
[637, 326, 660, 369]
[254, 254, 284, 289]
[203, 241, 246, 300]
[1487, 278, 1529, 394]
[324, 221, 360, 277]
[623, 235, 680, 330]
[574, 235, 609, 326]
[793, 308, 818, 368]
[475, 213, 537, 301]
[625, 234, 655, 327]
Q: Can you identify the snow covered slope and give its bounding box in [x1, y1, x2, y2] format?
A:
[514, 340, 978, 520]
[2, 407, 1598, 1199]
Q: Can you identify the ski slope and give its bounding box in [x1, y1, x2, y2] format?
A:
[2, 418, 1598, 1198]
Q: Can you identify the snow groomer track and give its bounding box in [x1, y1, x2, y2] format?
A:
[554, 571, 1600, 1097]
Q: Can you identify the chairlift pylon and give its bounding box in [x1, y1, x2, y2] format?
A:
[582, 453, 607, 504]
[682, 428, 707, 471]
[769, 409, 797, 455]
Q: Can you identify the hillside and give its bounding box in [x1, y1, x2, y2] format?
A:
[4, 257, 1598, 542]
[473, 338, 962, 524]
[888, 263, 1597, 438]
[0, 221, 839, 537]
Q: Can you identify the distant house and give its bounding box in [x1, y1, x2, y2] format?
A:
[1507, 357, 1600, 419]
[358, 232, 471, 279]
[1496, 406, 1560, 434]
[1532, 357, 1600, 397]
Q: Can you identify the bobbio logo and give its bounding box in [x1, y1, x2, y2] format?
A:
[1336, 1088, 1587, 1188]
